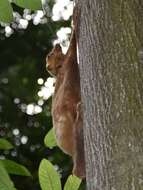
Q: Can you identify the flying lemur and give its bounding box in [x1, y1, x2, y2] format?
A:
[46, 7, 85, 179]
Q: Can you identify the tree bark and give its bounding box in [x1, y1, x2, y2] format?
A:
[76, 0, 143, 189]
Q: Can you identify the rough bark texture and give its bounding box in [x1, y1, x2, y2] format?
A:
[76, 0, 143, 189]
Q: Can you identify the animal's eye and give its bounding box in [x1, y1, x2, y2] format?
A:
[51, 53, 54, 57]
[47, 53, 54, 60]
[56, 64, 61, 69]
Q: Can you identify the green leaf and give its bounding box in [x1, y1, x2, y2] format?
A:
[64, 175, 82, 190]
[0, 159, 31, 177]
[0, 138, 13, 150]
[14, 0, 42, 10]
[0, 0, 13, 23]
[44, 129, 57, 148]
[0, 162, 16, 190]
[39, 159, 62, 190]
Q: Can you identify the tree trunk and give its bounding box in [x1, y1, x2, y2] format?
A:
[76, 0, 143, 189]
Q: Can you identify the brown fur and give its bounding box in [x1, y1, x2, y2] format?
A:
[46, 15, 85, 179]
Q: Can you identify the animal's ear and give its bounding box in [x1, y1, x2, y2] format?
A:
[55, 44, 62, 52]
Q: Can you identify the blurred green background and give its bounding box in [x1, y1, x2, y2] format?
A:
[0, 1, 74, 189]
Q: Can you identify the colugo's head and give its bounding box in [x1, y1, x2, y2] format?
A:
[46, 44, 65, 76]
